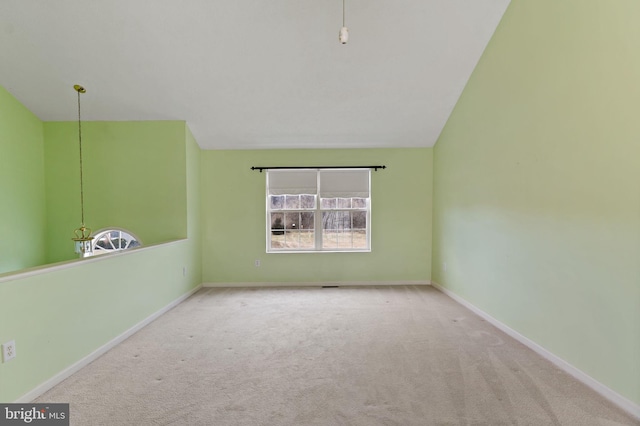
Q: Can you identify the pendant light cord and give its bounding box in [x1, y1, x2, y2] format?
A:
[343, 0, 346, 27]
[77, 89, 86, 227]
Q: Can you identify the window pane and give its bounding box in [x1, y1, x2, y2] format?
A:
[284, 230, 300, 248]
[323, 211, 352, 230]
[270, 232, 285, 248]
[322, 211, 336, 230]
[320, 211, 368, 250]
[300, 212, 314, 230]
[322, 228, 367, 250]
[321, 198, 336, 209]
[338, 231, 353, 248]
[270, 195, 284, 210]
[322, 229, 338, 249]
[352, 230, 367, 248]
[301, 194, 316, 209]
[284, 212, 299, 230]
[270, 230, 315, 250]
[285, 195, 300, 209]
[298, 230, 314, 249]
[338, 211, 350, 229]
[352, 198, 367, 208]
[337, 198, 351, 208]
[352, 211, 367, 229]
[271, 213, 284, 234]
[96, 237, 112, 250]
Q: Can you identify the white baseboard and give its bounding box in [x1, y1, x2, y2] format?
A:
[430, 281, 640, 420]
[15, 284, 202, 403]
[203, 281, 431, 288]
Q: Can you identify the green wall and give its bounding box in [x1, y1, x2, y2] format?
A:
[44, 121, 188, 263]
[0, 240, 199, 402]
[0, 87, 46, 274]
[432, 0, 640, 406]
[201, 148, 432, 284]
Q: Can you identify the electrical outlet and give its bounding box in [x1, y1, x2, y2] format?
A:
[254, 259, 261, 267]
[2, 340, 16, 363]
[443, 262, 448, 272]
[182, 266, 187, 277]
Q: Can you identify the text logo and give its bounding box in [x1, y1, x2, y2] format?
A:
[0, 404, 68, 425]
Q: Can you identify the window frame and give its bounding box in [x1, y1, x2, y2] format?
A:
[265, 169, 371, 253]
[87, 228, 142, 257]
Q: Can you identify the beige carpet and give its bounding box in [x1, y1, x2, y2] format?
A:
[36, 286, 638, 425]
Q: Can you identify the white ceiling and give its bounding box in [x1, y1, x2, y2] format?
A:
[0, 0, 510, 150]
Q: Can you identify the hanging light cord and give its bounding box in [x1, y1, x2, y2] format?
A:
[77, 88, 86, 227]
[343, 0, 346, 27]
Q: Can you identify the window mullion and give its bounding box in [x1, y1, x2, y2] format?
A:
[267, 205, 272, 251]
[316, 171, 322, 250]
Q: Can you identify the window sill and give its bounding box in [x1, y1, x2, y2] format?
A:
[267, 249, 371, 254]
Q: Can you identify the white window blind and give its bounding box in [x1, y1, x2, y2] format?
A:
[319, 169, 370, 198]
[267, 170, 317, 195]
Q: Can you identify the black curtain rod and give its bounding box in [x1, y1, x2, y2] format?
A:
[251, 165, 386, 173]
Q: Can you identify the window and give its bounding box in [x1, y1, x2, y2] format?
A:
[266, 169, 371, 252]
[89, 229, 141, 256]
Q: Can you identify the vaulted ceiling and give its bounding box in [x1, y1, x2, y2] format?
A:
[0, 0, 510, 150]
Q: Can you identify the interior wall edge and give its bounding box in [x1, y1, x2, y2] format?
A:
[431, 281, 640, 420]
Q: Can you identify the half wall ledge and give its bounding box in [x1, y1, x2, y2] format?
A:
[0, 239, 187, 284]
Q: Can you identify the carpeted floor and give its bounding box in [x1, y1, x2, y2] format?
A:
[36, 286, 638, 425]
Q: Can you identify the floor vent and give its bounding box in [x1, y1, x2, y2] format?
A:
[322, 285, 339, 288]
